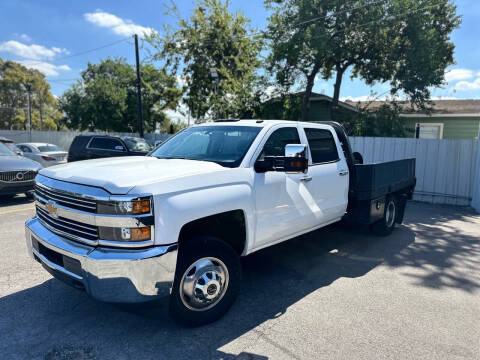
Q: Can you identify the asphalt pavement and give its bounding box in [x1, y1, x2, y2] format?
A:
[0, 195, 479, 359]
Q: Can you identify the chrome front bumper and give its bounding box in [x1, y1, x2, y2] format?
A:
[25, 218, 178, 303]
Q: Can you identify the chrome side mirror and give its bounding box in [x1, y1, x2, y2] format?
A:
[284, 144, 308, 173]
[285, 144, 307, 159]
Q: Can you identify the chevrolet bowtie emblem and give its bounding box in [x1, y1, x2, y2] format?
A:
[45, 200, 58, 218]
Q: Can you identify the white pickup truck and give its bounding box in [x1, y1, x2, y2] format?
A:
[25, 120, 416, 325]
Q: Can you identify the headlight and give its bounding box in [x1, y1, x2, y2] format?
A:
[97, 197, 152, 215]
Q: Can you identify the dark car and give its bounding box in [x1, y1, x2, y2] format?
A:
[0, 142, 42, 199]
[67, 135, 153, 162]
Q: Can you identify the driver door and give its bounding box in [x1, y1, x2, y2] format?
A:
[253, 126, 316, 250]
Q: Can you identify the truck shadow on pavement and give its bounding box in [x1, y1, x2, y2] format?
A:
[0, 194, 34, 207]
[1, 202, 478, 359]
[1, 223, 414, 359]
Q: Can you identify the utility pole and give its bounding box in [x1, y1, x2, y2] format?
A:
[134, 34, 144, 137]
[25, 84, 32, 142]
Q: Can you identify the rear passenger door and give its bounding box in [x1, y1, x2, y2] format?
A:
[86, 137, 127, 159]
[300, 126, 349, 225]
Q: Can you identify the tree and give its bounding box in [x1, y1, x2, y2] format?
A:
[0, 58, 59, 130]
[59, 58, 181, 132]
[265, 0, 460, 122]
[147, 0, 263, 121]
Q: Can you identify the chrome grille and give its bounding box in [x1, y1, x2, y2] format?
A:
[0, 170, 37, 183]
[36, 206, 98, 241]
[35, 184, 97, 213]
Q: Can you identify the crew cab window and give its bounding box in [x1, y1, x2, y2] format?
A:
[88, 137, 125, 151]
[304, 128, 339, 164]
[259, 127, 300, 159]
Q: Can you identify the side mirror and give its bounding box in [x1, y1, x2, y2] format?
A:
[285, 144, 307, 158]
[353, 151, 363, 164]
[285, 144, 308, 173]
[115, 145, 126, 151]
[254, 144, 309, 173]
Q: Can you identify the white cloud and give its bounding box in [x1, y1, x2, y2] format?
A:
[0, 40, 68, 60]
[165, 109, 188, 125]
[341, 95, 387, 102]
[52, 47, 69, 55]
[19, 34, 31, 42]
[454, 78, 480, 92]
[430, 96, 464, 100]
[445, 68, 474, 83]
[84, 11, 155, 37]
[176, 75, 186, 87]
[19, 60, 71, 76]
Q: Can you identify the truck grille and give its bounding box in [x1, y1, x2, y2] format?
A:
[35, 184, 97, 213]
[0, 170, 37, 183]
[36, 206, 98, 241]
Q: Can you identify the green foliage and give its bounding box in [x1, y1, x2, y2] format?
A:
[350, 103, 407, 137]
[253, 92, 303, 120]
[0, 58, 59, 130]
[147, 0, 263, 121]
[58, 58, 181, 132]
[265, 0, 461, 121]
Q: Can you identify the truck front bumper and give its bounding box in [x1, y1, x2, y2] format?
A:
[25, 218, 178, 303]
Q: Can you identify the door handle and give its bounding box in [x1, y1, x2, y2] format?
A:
[300, 176, 312, 182]
[338, 170, 349, 176]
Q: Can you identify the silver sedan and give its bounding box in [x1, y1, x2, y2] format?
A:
[16, 143, 68, 167]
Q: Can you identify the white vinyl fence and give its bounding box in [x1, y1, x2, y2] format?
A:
[1, 130, 479, 209]
[0, 130, 170, 151]
[350, 137, 480, 207]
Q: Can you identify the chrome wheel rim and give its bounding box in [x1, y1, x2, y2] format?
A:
[179, 257, 229, 311]
[385, 200, 396, 228]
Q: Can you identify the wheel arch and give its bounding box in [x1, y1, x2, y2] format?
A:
[178, 209, 247, 256]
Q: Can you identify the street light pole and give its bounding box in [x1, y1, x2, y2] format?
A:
[25, 84, 32, 142]
[134, 34, 144, 138]
[209, 67, 219, 121]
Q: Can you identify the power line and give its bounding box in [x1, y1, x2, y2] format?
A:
[293, 0, 390, 29]
[14, 37, 131, 67]
[332, 1, 446, 35]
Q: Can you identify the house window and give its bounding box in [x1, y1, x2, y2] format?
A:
[415, 123, 444, 139]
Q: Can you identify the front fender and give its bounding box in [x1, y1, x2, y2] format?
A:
[153, 183, 255, 254]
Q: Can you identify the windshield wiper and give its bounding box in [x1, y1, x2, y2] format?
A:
[155, 156, 188, 160]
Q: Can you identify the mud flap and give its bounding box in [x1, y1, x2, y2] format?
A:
[395, 194, 408, 224]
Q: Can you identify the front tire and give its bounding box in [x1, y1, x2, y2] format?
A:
[169, 236, 241, 326]
[371, 195, 397, 236]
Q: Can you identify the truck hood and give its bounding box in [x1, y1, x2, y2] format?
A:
[40, 156, 227, 194]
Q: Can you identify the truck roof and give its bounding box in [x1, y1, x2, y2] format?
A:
[193, 119, 324, 129]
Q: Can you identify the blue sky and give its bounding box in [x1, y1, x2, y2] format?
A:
[1, 0, 479, 106]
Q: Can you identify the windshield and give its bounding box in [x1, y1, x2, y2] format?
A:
[150, 125, 261, 168]
[0, 142, 15, 156]
[3, 142, 20, 154]
[37, 144, 62, 152]
[123, 138, 153, 152]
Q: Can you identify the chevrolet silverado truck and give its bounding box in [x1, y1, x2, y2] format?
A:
[25, 120, 416, 325]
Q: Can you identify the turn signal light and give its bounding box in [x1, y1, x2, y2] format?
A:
[130, 227, 151, 241]
[132, 199, 151, 214]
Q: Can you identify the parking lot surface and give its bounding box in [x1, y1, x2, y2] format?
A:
[1, 196, 479, 360]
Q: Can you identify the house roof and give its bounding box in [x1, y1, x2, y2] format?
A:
[308, 93, 360, 113]
[344, 99, 480, 116]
